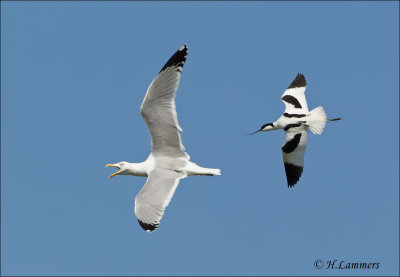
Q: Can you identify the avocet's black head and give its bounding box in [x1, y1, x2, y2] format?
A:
[261, 122, 274, 131]
[248, 122, 275, 135]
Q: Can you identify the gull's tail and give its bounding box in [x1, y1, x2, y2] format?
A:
[185, 162, 221, 176]
[209, 168, 221, 176]
[194, 168, 221, 176]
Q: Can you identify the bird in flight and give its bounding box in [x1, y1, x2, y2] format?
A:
[106, 45, 221, 232]
[249, 73, 340, 187]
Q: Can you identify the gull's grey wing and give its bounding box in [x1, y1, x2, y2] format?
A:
[134, 169, 183, 232]
[281, 124, 308, 187]
[281, 73, 309, 115]
[140, 45, 189, 159]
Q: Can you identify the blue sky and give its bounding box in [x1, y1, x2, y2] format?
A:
[1, 1, 398, 276]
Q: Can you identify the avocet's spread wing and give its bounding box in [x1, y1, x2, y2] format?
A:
[134, 169, 183, 232]
[281, 73, 309, 115]
[281, 124, 308, 187]
[140, 45, 189, 159]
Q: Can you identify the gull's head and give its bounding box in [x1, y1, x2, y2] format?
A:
[105, 161, 128, 178]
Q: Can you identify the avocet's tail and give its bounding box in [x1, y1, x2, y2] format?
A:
[308, 106, 327, 135]
[307, 106, 341, 135]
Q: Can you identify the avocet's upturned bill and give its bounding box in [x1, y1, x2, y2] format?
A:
[249, 73, 341, 188]
[106, 45, 221, 232]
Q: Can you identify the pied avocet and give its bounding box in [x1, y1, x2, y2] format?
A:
[249, 73, 340, 187]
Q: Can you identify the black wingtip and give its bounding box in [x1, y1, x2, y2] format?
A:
[138, 219, 159, 232]
[159, 45, 188, 73]
[284, 162, 303, 188]
[288, 73, 306, 89]
[328, 117, 342, 121]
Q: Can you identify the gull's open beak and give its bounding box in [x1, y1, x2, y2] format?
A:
[105, 164, 121, 178]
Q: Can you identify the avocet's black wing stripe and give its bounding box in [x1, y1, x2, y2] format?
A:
[282, 126, 308, 188]
[284, 123, 302, 131]
[282, 133, 302, 154]
[281, 73, 309, 114]
[283, 113, 307, 118]
[281, 95, 302, 109]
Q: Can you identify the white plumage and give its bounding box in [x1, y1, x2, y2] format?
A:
[250, 73, 341, 187]
[106, 45, 221, 232]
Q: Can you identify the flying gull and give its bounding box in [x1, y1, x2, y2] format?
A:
[106, 45, 221, 232]
[249, 73, 340, 187]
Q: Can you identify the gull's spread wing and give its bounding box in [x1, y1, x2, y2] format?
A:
[281, 124, 308, 187]
[140, 45, 189, 159]
[134, 169, 183, 232]
[281, 73, 309, 115]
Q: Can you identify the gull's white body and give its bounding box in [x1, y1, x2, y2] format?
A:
[106, 45, 220, 232]
[251, 73, 340, 187]
[116, 154, 220, 178]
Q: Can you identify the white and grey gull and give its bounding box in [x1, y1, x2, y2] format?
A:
[249, 73, 340, 187]
[106, 45, 221, 232]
